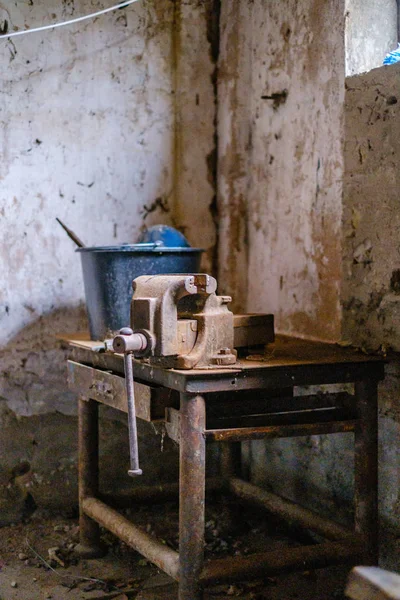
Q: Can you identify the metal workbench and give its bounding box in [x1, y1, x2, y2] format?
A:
[67, 334, 385, 600]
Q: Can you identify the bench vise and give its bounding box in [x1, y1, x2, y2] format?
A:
[111, 273, 273, 477]
[113, 273, 237, 369]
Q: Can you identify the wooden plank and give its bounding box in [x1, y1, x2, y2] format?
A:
[62, 333, 386, 368]
[166, 409, 357, 443]
[346, 567, 400, 600]
[233, 314, 274, 347]
[58, 314, 275, 351]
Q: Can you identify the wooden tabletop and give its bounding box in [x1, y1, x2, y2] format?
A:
[63, 333, 386, 394]
[63, 332, 384, 367]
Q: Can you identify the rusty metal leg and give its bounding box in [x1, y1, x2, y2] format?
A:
[219, 442, 243, 534]
[354, 380, 379, 564]
[75, 397, 105, 558]
[220, 442, 241, 478]
[179, 394, 206, 600]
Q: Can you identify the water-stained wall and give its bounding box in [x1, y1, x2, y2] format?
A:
[343, 62, 400, 353]
[0, 0, 174, 416]
[0, 0, 217, 414]
[341, 64, 400, 566]
[219, 1, 400, 569]
[0, 0, 217, 511]
[218, 5, 400, 566]
[216, 0, 347, 551]
[218, 0, 345, 342]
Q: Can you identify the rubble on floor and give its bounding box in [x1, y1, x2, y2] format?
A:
[0, 501, 350, 599]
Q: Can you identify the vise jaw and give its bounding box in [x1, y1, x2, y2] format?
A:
[130, 274, 237, 369]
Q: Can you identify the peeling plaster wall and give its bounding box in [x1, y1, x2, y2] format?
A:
[173, 0, 219, 274]
[341, 66, 400, 567]
[218, 0, 345, 341]
[343, 62, 400, 353]
[0, 0, 217, 510]
[217, 0, 252, 311]
[217, 0, 349, 542]
[0, 0, 176, 416]
[239, 61, 400, 570]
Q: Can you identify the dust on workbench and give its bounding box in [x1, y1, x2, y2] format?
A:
[0, 501, 350, 599]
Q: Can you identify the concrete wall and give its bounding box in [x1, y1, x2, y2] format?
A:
[343, 62, 400, 353]
[0, 0, 175, 415]
[216, 0, 348, 555]
[345, 0, 398, 76]
[242, 61, 400, 570]
[341, 63, 400, 567]
[0, 0, 217, 514]
[173, 1, 219, 271]
[218, 0, 345, 342]
[218, 1, 400, 569]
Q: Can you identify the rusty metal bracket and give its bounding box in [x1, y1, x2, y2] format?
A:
[165, 407, 180, 444]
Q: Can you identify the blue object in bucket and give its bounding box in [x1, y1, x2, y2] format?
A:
[138, 225, 190, 248]
[77, 228, 203, 340]
[383, 45, 400, 65]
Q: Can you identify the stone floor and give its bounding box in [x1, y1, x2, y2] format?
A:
[0, 502, 351, 600]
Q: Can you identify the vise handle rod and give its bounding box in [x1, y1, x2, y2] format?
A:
[113, 328, 148, 477]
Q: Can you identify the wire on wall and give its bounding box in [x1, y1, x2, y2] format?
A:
[0, 0, 140, 40]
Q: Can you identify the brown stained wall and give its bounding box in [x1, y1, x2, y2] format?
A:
[173, 0, 219, 275]
[246, 60, 400, 571]
[217, 0, 252, 311]
[342, 66, 400, 567]
[218, 0, 345, 341]
[0, 0, 217, 418]
[0, 0, 176, 419]
[0, 0, 217, 514]
[343, 62, 400, 352]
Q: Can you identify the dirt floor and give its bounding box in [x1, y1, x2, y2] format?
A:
[0, 500, 351, 600]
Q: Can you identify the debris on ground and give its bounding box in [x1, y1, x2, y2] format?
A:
[48, 547, 65, 568]
[0, 501, 350, 599]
